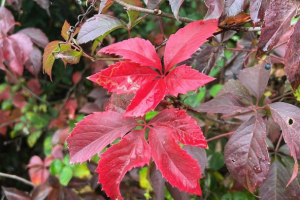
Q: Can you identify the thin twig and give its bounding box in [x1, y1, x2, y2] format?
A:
[203, 115, 241, 125]
[0, 118, 20, 130]
[206, 132, 234, 142]
[270, 91, 294, 102]
[5, 69, 49, 105]
[112, 0, 194, 23]
[0, 172, 35, 187]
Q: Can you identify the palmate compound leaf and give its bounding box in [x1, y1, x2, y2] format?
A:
[164, 19, 218, 72]
[224, 115, 270, 193]
[96, 130, 151, 200]
[150, 108, 207, 148]
[237, 62, 270, 101]
[66, 111, 137, 164]
[148, 125, 202, 195]
[257, 0, 297, 56]
[258, 157, 291, 200]
[77, 14, 126, 44]
[284, 19, 300, 91]
[269, 102, 300, 184]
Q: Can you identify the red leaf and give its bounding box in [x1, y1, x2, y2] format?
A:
[284, 19, 300, 91]
[88, 61, 158, 94]
[99, 38, 162, 71]
[0, 111, 9, 135]
[19, 28, 49, 48]
[66, 111, 137, 163]
[249, 0, 270, 26]
[77, 14, 125, 44]
[72, 71, 82, 84]
[52, 127, 70, 145]
[168, 0, 184, 21]
[96, 130, 151, 199]
[257, 0, 297, 56]
[149, 125, 202, 195]
[123, 79, 166, 117]
[164, 19, 218, 72]
[0, 7, 15, 35]
[237, 62, 270, 100]
[12, 92, 27, 108]
[105, 93, 134, 114]
[224, 116, 270, 193]
[27, 79, 42, 95]
[269, 102, 300, 184]
[27, 156, 50, 185]
[165, 65, 215, 96]
[150, 108, 207, 148]
[182, 145, 208, 174]
[258, 157, 291, 199]
[204, 0, 224, 19]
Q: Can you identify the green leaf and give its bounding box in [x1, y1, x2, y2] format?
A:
[43, 135, 52, 156]
[221, 193, 232, 200]
[73, 163, 91, 178]
[27, 131, 42, 148]
[145, 111, 159, 121]
[63, 155, 70, 165]
[209, 84, 223, 97]
[25, 112, 49, 129]
[50, 159, 64, 175]
[42, 41, 72, 80]
[182, 87, 206, 107]
[124, 0, 143, 28]
[77, 14, 126, 44]
[59, 166, 73, 186]
[208, 152, 224, 170]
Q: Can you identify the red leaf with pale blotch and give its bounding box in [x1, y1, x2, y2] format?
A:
[269, 102, 300, 185]
[164, 19, 218, 72]
[105, 93, 134, 114]
[96, 130, 151, 200]
[88, 61, 158, 94]
[92, 19, 217, 117]
[150, 108, 207, 148]
[258, 158, 291, 200]
[99, 38, 162, 71]
[66, 111, 137, 163]
[257, 0, 297, 56]
[224, 116, 270, 193]
[284, 19, 300, 91]
[149, 125, 202, 195]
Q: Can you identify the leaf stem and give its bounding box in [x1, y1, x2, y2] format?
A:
[0, 172, 35, 187]
[206, 132, 234, 142]
[112, 0, 194, 23]
[274, 132, 283, 153]
[270, 91, 294, 102]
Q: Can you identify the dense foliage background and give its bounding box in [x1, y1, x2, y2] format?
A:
[1, 0, 300, 199]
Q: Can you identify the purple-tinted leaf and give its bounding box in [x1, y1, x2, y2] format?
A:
[217, 79, 252, 104]
[266, 117, 281, 143]
[182, 145, 208, 174]
[19, 28, 49, 48]
[66, 111, 137, 163]
[204, 0, 224, 19]
[258, 158, 290, 200]
[149, 163, 165, 200]
[2, 187, 31, 200]
[144, 0, 163, 9]
[223, 0, 247, 17]
[237, 63, 270, 100]
[194, 93, 249, 114]
[105, 93, 134, 114]
[165, 182, 190, 200]
[284, 19, 300, 91]
[77, 14, 125, 44]
[33, 0, 50, 16]
[181, 44, 224, 75]
[25, 46, 42, 76]
[250, 0, 270, 26]
[281, 156, 300, 199]
[269, 102, 300, 184]
[98, 0, 113, 13]
[0, 7, 15, 35]
[31, 183, 52, 200]
[257, 0, 297, 56]
[7, 0, 23, 11]
[168, 0, 184, 21]
[224, 116, 270, 193]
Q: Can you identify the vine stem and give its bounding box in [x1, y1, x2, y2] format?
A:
[206, 132, 234, 142]
[0, 172, 35, 187]
[275, 132, 283, 153]
[112, 0, 194, 23]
